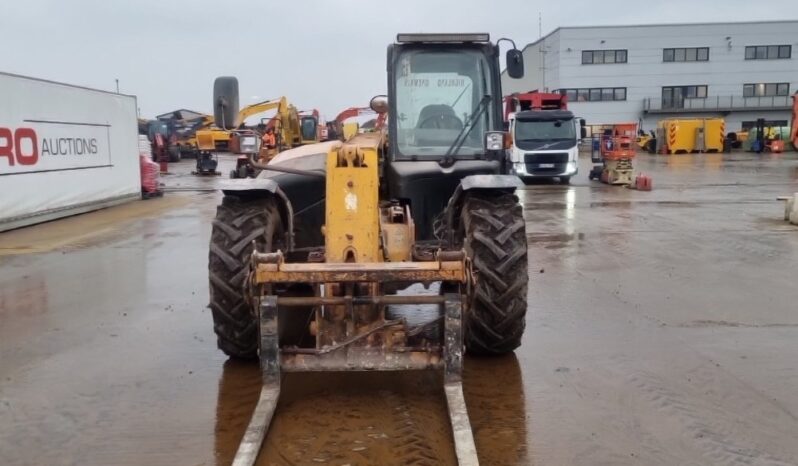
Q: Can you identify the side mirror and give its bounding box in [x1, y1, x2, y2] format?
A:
[506, 49, 524, 79]
[370, 95, 389, 114]
[580, 127, 587, 139]
[580, 118, 586, 127]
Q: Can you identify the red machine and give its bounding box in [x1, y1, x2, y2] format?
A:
[503, 90, 568, 122]
[152, 132, 169, 173]
[329, 106, 385, 140]
[596, 123, 638, 185]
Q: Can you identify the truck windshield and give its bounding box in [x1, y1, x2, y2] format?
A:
[394, 49, 492, 158]
[515, 119, 576, 142]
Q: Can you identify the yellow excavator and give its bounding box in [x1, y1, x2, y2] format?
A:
[196, 91, 321, 154]
[205, 87, 322, 178]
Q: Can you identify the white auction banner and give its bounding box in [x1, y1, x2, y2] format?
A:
[1, 121, 112, 174]
[0, 72, 141, 231]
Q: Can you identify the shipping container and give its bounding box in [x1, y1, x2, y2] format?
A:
[0, 72, 140, 232]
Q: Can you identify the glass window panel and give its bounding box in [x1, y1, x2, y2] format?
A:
[589, 89, 601, 101]
[755, 83, 765, 96]
[582, 51, 592, 64]
[578, 89, 589, 102]
[604, 50, 616, 63]
[614, 88, 626, 100]
[767, 45, 779, 59]
[686, 86, 697, 98]
[616, 50, 627, 63]
[566, 89, 577, 101]
[593, 52, 604, 64]
[764, 83, 777, 96]
[697, 48, 709, 61]
[663, 49, 674, 61]
[601, 88, 614, 101]
[743, 84, 754, 97]
[674, 48, 686, 61]
[777, 83, 789, 96]
[686, 48, 697, 61]
[778, 45, 791, 58]
[696, 86, 707, 98]
[755, 46, 767, 59]
[745, 47, 755, 59]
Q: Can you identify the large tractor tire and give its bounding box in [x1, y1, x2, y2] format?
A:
[214, 77, 239, 130]
[461, 191, 528, 355]
[209, 195, 284, 359]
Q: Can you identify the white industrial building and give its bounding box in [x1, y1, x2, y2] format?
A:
[501, 20, 798, 133]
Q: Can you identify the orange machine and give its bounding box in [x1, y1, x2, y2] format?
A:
[600, 123, 637, 185]
[328, 106, 386, 140]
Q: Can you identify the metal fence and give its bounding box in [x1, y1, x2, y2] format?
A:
[643, 95, 793, 113]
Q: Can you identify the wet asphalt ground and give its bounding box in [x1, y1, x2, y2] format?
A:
[1, 150, 798, 466]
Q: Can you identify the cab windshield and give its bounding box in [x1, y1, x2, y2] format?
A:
[394, 49, 492, 158]
[300, 117, 317, 141]
[514, 119, 576, 142]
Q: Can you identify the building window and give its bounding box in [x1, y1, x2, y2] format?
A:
[663, 47, 710, 62]
[662, 85, 708, 108]
[582, 50, 628, 64]
[559, 88, 627, 102]
[745, 45, 791, 60]
[565, 89, 577, 102]
[743, 82, 790, 97]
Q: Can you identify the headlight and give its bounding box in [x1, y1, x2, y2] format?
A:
[485, 132, 504, 151]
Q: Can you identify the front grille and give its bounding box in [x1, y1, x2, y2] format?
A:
[525, 163, 568, 174]
[524, 152, 568, 164]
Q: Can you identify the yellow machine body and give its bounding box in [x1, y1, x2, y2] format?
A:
[659, 118, 725, 154]
[196, 128, 231, 151]
[342, 122, 360, 141]
[324, 133, 382, 263]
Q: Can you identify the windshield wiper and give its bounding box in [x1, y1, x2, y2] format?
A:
[445, 95, 490, 157]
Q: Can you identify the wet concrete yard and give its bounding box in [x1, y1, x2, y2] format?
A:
[2, 151, 798, 465]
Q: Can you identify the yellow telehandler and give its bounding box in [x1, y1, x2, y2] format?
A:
[208, 33, 529, 465]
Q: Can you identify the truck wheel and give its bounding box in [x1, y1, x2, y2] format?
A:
[209, 195, 284, 358]
[560, 176, 571, 184]
[461, 191, 528, 355]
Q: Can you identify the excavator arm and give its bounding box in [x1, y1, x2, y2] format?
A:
[234, 97, 287, 128]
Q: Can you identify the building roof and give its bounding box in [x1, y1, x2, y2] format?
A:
[500, 19, 798, 77]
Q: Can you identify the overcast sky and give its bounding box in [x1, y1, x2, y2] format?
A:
[2, 0, 795, 120]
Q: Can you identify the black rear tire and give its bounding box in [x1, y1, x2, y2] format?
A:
[461, 191, 528, 355]
[560, 176, 571, 184]
[214, 77, 239, 130]
[208, 195, 284, 358]
[168, 146, 181, 163]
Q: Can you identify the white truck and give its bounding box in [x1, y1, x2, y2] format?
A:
[506, 109, 585, 184]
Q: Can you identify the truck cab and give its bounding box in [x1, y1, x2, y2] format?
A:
[507, 109, 582, 183]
